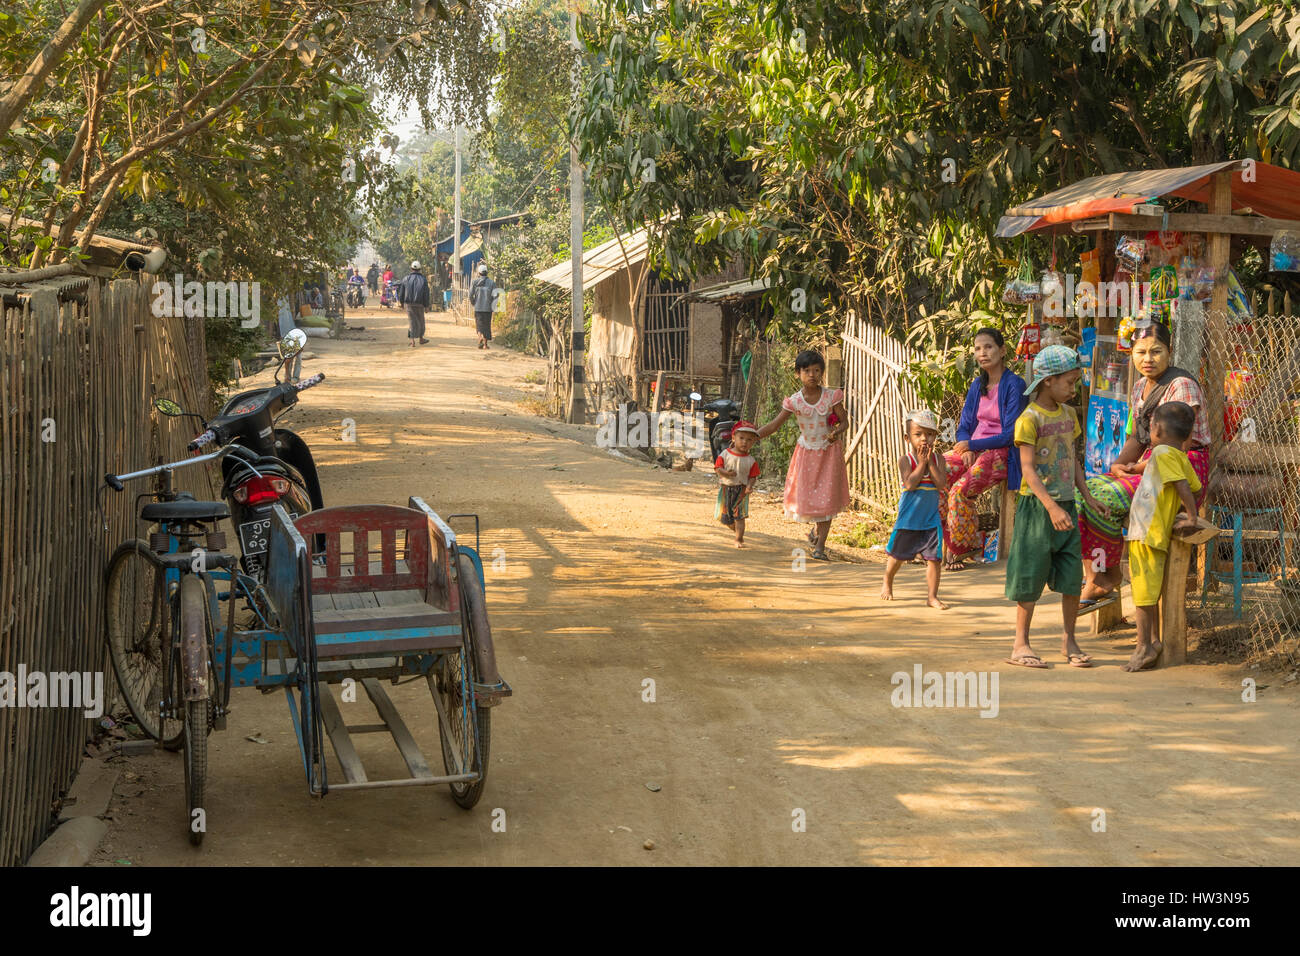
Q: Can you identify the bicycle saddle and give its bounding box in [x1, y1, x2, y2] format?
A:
[141, 498, 230, 522]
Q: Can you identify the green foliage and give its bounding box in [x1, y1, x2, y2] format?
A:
[750, 340, 801, 483]
[833, 520, 888, 550]
[2, 0, 498, 394]
[576, 0, 1300, 390]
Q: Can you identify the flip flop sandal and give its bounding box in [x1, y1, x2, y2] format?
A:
[1005, 654, 1049, 668]
[1064, 653, 1094, 668]
[807, 528, 818, 545]
[810, 548, 829, 561]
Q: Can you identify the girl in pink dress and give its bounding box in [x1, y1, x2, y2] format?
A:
[756, 350, 851, 560]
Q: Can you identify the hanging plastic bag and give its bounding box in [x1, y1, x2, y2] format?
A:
[1271, 230, 1300, 272]
[1002, 255, 1042, 305]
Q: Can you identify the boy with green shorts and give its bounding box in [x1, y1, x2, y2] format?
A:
[1005, 345, 1103, 669]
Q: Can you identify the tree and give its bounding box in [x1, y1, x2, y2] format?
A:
[0, 0, 497, 267]
[575, 0, 1300, 351]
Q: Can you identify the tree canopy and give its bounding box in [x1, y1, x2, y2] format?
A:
[575, 0, 1300, 353]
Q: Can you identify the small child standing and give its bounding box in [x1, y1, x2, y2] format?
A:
[1004, 345, 1103, 668]
[881, 410, 949, 610]
[715, 422, 761, 547]
[1122, 401, 1202, 672]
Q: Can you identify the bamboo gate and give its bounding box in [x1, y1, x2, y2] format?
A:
[0, 276, 215, 865]
[839, 312, 925, 519]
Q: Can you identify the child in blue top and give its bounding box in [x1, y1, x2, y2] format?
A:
[881, 410, 949, 609]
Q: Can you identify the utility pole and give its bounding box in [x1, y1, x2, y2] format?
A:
[567, 2, 586, 424]
[453, 124, 462, 308]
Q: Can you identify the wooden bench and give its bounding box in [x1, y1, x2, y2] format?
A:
[295, 504, 460, 660]
[1076, 519, 1218, 660]
[1158, 518, 1219, 666]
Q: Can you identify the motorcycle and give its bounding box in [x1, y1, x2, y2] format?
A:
[697, 393, 742, 459]
[346, 278, 366, 308]
[380, 279, 398, 309]
[155, 329, 326, 579]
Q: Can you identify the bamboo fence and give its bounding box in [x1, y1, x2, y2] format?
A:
[0, 276, 214, 865]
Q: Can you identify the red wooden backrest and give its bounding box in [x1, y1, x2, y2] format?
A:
[294, 504, 455, 611]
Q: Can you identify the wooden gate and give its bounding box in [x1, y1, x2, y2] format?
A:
[839, 311, 923, 518]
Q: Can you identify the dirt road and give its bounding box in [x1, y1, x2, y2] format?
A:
[93, 304, 1300, 865]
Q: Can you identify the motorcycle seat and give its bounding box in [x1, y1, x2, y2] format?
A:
[141, 499, 230, 522]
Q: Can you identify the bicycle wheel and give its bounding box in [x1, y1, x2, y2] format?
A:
[177, 575, 212, 846]
[433, 554, 491, 809]
[104, 541, 182, 747]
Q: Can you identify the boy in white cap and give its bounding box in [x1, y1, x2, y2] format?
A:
[881, 409, 949, 609]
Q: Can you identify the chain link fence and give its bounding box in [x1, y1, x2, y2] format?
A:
[1184, 308, 1300, 670]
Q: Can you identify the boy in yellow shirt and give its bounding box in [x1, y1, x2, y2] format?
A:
[1123, 401, 1201, 671]
[1004, 345, 1104, 668]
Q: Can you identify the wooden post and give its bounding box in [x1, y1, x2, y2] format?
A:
[1093, 586, 1124, 637]
[999, 485, 1017, 559]
[1204, 171, 1232, 453]
[1201, 171, 1234, 589]
[1159, 520, 1220, 666]
[650, 370, 665, 415]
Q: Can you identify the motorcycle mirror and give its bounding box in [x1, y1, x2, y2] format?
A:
[279, 328, 308, 358]
[153, 397, 187, 417]
[689, 392, 702, 402]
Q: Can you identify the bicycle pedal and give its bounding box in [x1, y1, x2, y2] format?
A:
[213, 715, 227, 731]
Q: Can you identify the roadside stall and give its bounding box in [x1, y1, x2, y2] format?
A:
[996, 160, 1300, 667]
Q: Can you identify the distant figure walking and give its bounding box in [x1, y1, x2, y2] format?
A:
[397, 260, 431, 348]
[366, 262, 380, 295]
[469, 263, 498, 350]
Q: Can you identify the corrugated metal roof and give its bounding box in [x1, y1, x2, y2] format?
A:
[533, 227, 650, 290]
[1, 211, 154, 254]
[686, 277, 770, 301]
[996, 160, 1300, 237]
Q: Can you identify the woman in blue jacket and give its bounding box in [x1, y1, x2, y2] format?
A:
[941, 328, 1027, 569]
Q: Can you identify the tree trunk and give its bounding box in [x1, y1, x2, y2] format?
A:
[0, 0, 110, 134]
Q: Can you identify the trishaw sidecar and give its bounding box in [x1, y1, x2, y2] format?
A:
[220, 496, 510, 805]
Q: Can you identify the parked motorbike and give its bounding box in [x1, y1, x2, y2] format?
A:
[698, 394, 742, 458]
[155, 329, 326, 579]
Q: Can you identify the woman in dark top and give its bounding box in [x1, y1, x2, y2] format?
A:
[942, 328, 1028, 569]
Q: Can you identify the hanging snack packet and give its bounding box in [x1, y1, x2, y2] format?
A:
[1015, 322, 1041, 360]
[1115, 234, 1146, 273]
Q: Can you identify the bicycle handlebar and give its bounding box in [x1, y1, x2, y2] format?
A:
[105, 443, 233, 490]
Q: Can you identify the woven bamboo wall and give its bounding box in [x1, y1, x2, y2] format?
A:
[0, 276, 215, 865]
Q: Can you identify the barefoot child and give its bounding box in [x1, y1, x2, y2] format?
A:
[715, 422, 761, 547]
[1122, 401, 1202, 672]
[1004, 345, 1104, 668]
[755, 350, 850, 560]
[881, 410, 949, 609]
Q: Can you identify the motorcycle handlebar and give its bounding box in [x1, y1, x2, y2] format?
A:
[295, 372, 325, 391]
[187, 428, 217, 452]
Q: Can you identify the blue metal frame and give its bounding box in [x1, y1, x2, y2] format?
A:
[143, 498, 489, 800]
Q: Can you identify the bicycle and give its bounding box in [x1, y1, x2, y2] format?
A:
[103, 432, 276, 845]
